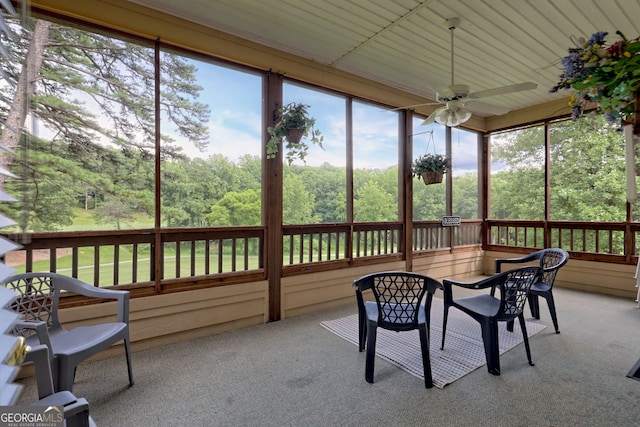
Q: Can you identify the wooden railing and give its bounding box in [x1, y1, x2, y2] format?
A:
[413, 220, 482, 251]
[486, 219, 639, 263]
[7, 219, 636, 292]
[3, 227, 265, 289]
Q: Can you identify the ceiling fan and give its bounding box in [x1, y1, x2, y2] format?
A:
[400, 18, 537, 127]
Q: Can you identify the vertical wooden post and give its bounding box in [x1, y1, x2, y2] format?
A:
[346, 98, 353, 261]
[401, 111, 413, 272]
[480, 133, 489, 250]
[263, 72, 283, 322]
[153, 38, 162, 290]
[544, 123, 552, 248]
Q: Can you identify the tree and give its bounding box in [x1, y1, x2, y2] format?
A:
[283, 172, 317, 224]
[0, 16, 210, 230]
[354, 181, 396, 222]
[292, 163, 345, 223]
[207, 189, 260, 226]
[490, 116, 626, 222]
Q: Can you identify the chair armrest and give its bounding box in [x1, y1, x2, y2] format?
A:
[61, 397, 91, 427]
[426, 278, 443, 295]
[81, 287, 130, 324]
[443, 275, 496, 290]
[59, 276, 130, 324]
[23, 344, 55, 399]
[14, 320, 53, 353]
[495, 253, 538, 273]
[442, 276, 497, 304]
[33, 391, 91, 427]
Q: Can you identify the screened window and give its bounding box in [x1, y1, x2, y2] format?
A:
[159, 49, 262, 228]
[352, 100, 399, 222]
[412, 120, 446, 220]
[490, 126, 545, 220]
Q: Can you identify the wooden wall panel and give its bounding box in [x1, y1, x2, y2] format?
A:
[485, 250, 637, 300]
[58, 281, 269, 357]
[281, 261, 404, 318]
[412, 250, 485, 281]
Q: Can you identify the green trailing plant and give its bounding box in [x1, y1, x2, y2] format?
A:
[412, 153, 451, 179]
[266, 102, 323, 164]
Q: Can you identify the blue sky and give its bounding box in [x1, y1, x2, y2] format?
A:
[164, 57, 481, 175]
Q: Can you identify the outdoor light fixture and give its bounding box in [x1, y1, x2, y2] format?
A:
[433, 100, 471, 127]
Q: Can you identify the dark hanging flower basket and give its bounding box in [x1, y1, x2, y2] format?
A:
[266, 102, 324, 164]
[286, 128, 304, 144]
[420, 171, 444, 185]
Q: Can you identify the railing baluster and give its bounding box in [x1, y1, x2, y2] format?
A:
[114, 244, 120, 286]
[190, 240, 196, 277]
[72, 247, 79, 278]
[299, 234, 304, 264]
[217, 239, 223, 274]
[132, 243, 138, 283]
[231, 238, 237, 272]
[175, 242, 181, 278]
[242, 237, 248, 270]
[204, 240, 210, 275]
[93, 246, 99, 286]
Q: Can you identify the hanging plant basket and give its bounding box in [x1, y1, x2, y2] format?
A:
[286, 128, 304, 144]
[420, 171, 444, 185]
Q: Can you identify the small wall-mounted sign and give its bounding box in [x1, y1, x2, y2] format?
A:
[441, 216, 461, 227]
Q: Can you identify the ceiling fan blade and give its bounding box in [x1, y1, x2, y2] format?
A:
[388, 101, 440, 111]
[468, 82, 537, 99]
[421, 107, 445, 125]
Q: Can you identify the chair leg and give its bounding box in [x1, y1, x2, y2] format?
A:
[543, 292, 560, 333]
[124, 337, 134, 387]
[57, 360, 77, 392]
[418, 324, 433, 388]
[518, 313, 534, 366]
[506, 319, 514, 332]
[480, 319, 500, 375]
[528, 294, 540, 319]
[356, 292, 367, 352]
[440, 305, 449, 350]
[358, 315, 367, 352]
[365, 320, 377, 384]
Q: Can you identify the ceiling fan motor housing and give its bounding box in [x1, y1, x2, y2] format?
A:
[449, 84, 469, 99]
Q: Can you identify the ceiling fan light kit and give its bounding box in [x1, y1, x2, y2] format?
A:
[435, 103, 472, 127]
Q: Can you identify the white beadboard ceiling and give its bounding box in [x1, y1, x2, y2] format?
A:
[128, 0, 640, 118]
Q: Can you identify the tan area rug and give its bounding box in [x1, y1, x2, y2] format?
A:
[320, 298, 546, 388]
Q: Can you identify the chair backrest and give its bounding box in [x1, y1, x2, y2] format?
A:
[497, 266, 542, 321]
[362, 272, 441, 331]
[539, 248, 569, 286]
[3, 274, 62, 336]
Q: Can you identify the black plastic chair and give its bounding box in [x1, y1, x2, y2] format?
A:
[441, 266, 542, 375]
[354, 272, 442, 388]
[495, 248, 569, 333]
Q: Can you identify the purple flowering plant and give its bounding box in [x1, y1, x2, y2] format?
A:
[551, 31, 640, 128]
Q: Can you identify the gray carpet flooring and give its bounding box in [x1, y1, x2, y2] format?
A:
[16, 287, 640, 426]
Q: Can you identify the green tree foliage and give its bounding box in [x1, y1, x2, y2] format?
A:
[491, 116, 625, 221]
[207, 189, 260, 226]
[354, 181, 396, 222]
[291, 163, 345, 223]
[0, 16, 210, 230]
[452, 173, 479, 219]
[413, 179, 446, 220]
[283, 172, 318, 224]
